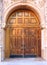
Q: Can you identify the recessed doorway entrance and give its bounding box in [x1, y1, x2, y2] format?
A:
[5, 9, 41, 58]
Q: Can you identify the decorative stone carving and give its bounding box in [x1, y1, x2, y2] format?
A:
[3, 0, 46, 10]
[0, 0, 2, 24]
[39, 0, 46, 7]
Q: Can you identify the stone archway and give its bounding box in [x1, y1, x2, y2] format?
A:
[4, 2, 45, 27]
[1, 2, 46, 60]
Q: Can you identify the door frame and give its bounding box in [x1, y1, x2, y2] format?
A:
[4, 9, 41, 58]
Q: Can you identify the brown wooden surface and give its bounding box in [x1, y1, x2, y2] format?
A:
[5, 10, 41, 58]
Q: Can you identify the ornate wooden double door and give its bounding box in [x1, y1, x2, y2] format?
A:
[5, 10, 41, 58]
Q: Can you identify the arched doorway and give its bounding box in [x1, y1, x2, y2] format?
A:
[5, 9, 41, 58]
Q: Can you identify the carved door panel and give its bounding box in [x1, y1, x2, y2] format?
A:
[24, 28, 38, 57]
[9, 28, 24, 57]
[6, 10, 41, 58]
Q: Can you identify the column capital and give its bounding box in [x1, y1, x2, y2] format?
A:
[41, 27, 46, 30]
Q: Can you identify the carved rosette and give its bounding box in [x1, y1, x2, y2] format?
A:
[39, 0, 46, 7]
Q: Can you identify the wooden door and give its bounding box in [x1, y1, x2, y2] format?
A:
[9, 28, 24, 58]
[24, 27, 41, 57]
[5, 10, 41, 58]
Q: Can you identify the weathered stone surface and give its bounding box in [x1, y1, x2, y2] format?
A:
[0, 0, 47, 61]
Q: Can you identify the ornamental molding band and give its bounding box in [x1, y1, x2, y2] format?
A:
[3, 0, 46, 10]
[2, 0, 46, 28]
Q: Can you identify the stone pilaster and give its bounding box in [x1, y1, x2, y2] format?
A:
[0, 0, 3, 61]
[44, 28, 47, 60]
[45, 0, 47, 25]
[41, 28, 46, 60]
[44, 0, 47, 61]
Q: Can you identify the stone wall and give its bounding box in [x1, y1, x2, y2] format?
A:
[3, 0, 46, 11]
[0, 0, 3, 61]
[0, 0, 47, 61]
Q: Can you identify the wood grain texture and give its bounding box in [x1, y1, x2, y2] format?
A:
[5, 10, 41, 58]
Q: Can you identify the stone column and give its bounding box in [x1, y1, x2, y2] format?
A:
[45, 28, 47, 61]
[0, 46, 2, 62]
[0, 0, 5, 61]
[41, 28, 46, 60]
[44, 0, 47, 61]
[0, 0, 3, 62]
[0, 27, 5, 61]
[0, 28, 2, 62]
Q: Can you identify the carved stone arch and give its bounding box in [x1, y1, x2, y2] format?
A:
[1, 1, 46, 60]
[3, 2, 45, 28]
